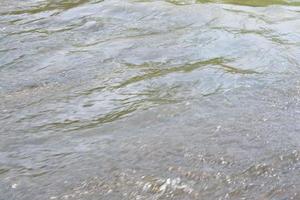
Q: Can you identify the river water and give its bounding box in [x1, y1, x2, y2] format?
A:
[0, 0, 300, 199]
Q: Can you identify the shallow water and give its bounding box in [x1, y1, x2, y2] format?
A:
[0, 0, 300, 199]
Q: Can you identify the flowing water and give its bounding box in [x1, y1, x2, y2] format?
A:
[1, 0, 300, 199]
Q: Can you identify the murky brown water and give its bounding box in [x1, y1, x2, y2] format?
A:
[1, 0, 300, 199]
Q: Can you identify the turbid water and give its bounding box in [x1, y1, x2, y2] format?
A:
[0, 0, 300, 199]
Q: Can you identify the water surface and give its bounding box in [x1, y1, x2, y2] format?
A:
[0, 0, 300, 199]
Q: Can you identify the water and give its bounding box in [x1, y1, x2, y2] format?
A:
[0, 0, 300, 199]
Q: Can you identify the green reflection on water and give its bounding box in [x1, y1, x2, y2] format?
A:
[4, 0, 103, 15]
